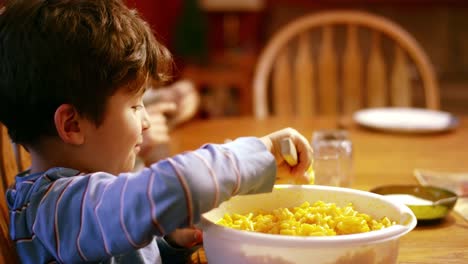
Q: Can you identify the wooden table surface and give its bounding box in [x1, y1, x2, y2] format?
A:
[170, 116, 468, 264]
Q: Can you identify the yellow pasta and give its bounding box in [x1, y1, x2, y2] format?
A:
[216, 201, 395, 236]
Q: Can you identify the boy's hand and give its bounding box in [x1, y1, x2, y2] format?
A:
[260, 128, 313, 184]
[165, 227, 203, 248]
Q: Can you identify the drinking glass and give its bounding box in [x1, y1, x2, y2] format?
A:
[311, 130, 353, 187]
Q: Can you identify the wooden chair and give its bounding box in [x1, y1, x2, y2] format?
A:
[253, 10, 440, 118]
[1, 123, 30, 264]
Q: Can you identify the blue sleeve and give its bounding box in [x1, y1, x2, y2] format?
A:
[30, 137, 276, 262]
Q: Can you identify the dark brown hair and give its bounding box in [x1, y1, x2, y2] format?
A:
[0, 0, 173, 145]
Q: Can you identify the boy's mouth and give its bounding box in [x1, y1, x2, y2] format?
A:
[135, 143, 142, 153]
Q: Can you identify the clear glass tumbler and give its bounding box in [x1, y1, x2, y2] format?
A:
[311, 130, 353, 187]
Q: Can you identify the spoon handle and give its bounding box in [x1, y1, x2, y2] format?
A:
[280, 138, 298, 166]
[433, 196, 458, 206]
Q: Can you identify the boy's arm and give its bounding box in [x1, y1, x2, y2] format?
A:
[32, 137, 276, 262]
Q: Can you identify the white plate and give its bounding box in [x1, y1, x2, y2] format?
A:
[353, 107, 459, 133]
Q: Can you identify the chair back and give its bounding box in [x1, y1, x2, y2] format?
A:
[253, 10, 440, 118]
[1, 123, 30, 264]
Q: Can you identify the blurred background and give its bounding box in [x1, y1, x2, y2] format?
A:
[1, 0, 465, 118]
[94, 1, 468, 118]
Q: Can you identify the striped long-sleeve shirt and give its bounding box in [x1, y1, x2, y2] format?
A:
[6, 137, 276, 263]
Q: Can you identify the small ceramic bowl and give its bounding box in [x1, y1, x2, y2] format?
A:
[370, 185, 458, 221]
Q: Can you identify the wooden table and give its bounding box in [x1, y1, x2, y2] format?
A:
[170, 116, 468, 264]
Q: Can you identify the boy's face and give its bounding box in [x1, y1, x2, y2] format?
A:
[82, 87, 149, 174]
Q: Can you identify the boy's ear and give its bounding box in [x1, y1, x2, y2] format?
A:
[54, 104, 85, 145]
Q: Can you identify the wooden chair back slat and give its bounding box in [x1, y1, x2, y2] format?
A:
[16, 144, 31, 172]
[366, 32, 387, 108]
[0, 124, 18, 195]
[1, 193, 19, 264]
[253, 10, 440, 118]
[1, 123, 26, 264]
[391, 46, 412, 107]
[318, 26, 338, 115]
[1, 124, 30, 191]
[295, 32, 315, 117]
[273, 47, 293, 116]
[343, 24, 362, 115]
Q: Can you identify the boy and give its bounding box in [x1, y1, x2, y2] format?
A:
[0, 0, 312, 263]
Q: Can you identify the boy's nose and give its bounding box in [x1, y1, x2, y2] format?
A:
[141, 107, 151, 131]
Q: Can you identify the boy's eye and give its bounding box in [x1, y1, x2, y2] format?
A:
[132, 105, 144, 111]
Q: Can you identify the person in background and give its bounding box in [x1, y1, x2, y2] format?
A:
[144, 79, 200, 129]
[0, 1, 313, 263]
[138, 79, 200, 167]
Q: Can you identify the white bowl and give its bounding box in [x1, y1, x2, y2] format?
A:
[201, 185, 417, 264]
